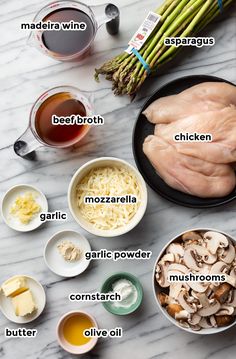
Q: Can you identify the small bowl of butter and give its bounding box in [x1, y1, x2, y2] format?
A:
[0, 275, 46, 323]
[101, 272, 143, 315]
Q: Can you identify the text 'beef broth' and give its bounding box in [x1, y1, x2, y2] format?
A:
[35, 92, 87, 146]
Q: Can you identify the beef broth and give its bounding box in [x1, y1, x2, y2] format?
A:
[35, 92, 87, 146]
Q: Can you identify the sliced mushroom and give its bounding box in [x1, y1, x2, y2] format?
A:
[227, 289, 234, 303]
[198, 300, 221, 317]
[197, 293, 210, 308]
[198, 263, 211, 274]
[167, 264, 189, 285]
[188, 313, 201, 325]
[158, 292, 170, 307]
[188, 281, 208, 293]
[182, 283, 190, 291]
[209, 284, 218, 293]
[219, 243, 235, 264]
[166, 243, 184, 260]
[204, 231, 229, 255]
[215, 315, 235, 327]
[205, 287, 213, 297]
[209, 315, 217, 327]
[186, 295, 198, 304]
[169, 283, 183, 299]
[179, 320, 190, 328]
[230, 267, 236, 279]
[199, 317, 213, 329]
[215, 305, 234, 316]
[175, 310, 190, 320]
[182, 231, 202, 242]
[159, 253, 175, 264]
[156, 264, 170, 288]
[227, 289, 236, 307]
[186, 244, 217, 264]
[224, 274, 236, 288]
[191, 290, 200, 299]
[177, 291, 197, 313]
[166, 303, 183, 318]
[189, 324, 201, 331]
[210, 261, 229, 274]
[192, 289, 211, 299]
[214, 283, 231, 303]
[168, 263, 189, 273]
[199, 315, 217, 328]
[183, 247, 202, 271]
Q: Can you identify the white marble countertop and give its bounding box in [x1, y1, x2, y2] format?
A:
[1, 0, 236, 358]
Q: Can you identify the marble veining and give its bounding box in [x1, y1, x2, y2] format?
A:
[0, 0, 236, 358]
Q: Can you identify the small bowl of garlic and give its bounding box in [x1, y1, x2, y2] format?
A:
[1, 184, 48, 232]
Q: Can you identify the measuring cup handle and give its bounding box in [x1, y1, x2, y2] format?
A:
[105, 4, 120, 35]
[92, 3, 120, 35]
[14, 127, 39, 160]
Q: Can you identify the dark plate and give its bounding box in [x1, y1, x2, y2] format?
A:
[133, 75, 236, 208]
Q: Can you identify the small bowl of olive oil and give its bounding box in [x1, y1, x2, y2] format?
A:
[57, 311, 98, 354]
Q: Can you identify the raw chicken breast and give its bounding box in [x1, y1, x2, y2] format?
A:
[143, 82, 236, 124]
[155, 107, 236, 164]
[143, 135, 236, 198]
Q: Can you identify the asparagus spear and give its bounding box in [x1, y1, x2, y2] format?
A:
[95, 0, 235, 96]
[127, 0, 207, 94]
[154, 0, 233, 69]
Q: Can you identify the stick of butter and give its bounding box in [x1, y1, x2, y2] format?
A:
[1, 277, 28, 298]
[12, 290, 37, 317]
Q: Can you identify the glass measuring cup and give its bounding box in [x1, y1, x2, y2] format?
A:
[28, 1, 120, 61]
[14, 86, 93, 159]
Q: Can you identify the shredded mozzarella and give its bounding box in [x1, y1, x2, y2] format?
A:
[76, 166, 141, 230]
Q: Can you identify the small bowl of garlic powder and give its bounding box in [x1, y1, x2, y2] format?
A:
[101, 272, 143, 315]
[44, 230, 91, 277]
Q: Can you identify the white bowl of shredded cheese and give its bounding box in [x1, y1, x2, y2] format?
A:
[68, 157, 147, 237]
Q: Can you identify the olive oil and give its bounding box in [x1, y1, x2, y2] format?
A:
[62, 313, 93, 346]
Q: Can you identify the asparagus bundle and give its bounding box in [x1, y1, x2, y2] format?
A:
[95, 0, 234, 96]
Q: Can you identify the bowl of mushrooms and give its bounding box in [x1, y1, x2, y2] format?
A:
[153, 228, 236, 334]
